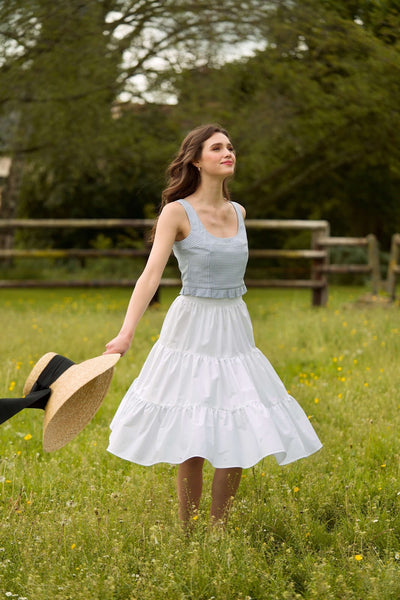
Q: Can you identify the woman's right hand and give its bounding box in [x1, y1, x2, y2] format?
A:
[103, 332, 132, 357]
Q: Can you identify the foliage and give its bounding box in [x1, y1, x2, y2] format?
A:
[1, 286, 400, 599]
[172, 1, 400, 246]
[0, 0, 270, 230]
[1, 1, 400, 251]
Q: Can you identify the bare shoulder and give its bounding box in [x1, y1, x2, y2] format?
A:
[160, 200, 186, 219]
[158, 201, 186, 226]
[155, 201, 189, 241]
[235, 202, 246, 219]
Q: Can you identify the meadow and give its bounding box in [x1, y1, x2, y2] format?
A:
[0, 286, 400, 600]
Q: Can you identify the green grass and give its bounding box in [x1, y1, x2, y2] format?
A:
[1, 286, 400, 599]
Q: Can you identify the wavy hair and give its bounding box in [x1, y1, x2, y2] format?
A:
[149, 124, 233, 240]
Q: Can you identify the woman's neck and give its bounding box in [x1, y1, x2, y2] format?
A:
[191, 179, 226, 207]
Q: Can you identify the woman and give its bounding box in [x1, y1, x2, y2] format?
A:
[104, 124, 322, 527]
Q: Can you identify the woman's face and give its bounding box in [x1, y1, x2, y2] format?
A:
[196, 132, 236, 178]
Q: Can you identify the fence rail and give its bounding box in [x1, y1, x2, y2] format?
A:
[315, 233, 380, 295]
[0, 218, 380, 306]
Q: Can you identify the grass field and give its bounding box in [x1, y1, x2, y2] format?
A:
[1, 286, 400, 599]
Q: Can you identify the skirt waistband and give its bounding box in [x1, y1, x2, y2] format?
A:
[177, 294, 244, 307]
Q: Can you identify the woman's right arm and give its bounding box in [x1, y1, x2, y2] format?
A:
[104, 202, 184, 356]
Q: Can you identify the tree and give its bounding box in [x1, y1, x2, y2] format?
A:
[172, 1, 400, 245]
[0, 0, 271, 249]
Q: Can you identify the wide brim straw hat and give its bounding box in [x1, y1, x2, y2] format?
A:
[22, 352, 120, 452]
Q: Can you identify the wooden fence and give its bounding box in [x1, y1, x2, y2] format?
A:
[0, 218, 380, 306]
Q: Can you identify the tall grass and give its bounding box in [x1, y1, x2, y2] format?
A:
[1, 286, 400, 599]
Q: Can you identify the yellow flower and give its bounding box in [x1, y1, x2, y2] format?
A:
[71, 543, 76, 550]
[381, 464, 386, 468]
[354, 554, 363, 561]
[192, 515, 198, 521]
[314, 398, 319, 404]
[293, 486, 299, 493]
[24, 434, 32, 441]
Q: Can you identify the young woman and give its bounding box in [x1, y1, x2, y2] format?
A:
[104, 124, 322, 527]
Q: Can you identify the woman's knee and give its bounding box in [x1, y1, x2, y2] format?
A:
[181, 456, 205, 469]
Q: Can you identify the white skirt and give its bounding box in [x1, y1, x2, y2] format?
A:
[108, 295, 322, 468]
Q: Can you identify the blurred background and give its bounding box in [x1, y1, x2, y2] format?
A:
[0, 0, 399, 282]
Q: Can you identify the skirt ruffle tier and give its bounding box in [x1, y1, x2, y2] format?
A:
[108, 295, 322, 468]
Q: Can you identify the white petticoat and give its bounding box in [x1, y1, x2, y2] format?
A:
[108, 295, 322, 468]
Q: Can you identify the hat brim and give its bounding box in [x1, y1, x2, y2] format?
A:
[42, 354, 120, 452]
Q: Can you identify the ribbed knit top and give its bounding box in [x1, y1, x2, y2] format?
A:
[172, 199, 248, 299]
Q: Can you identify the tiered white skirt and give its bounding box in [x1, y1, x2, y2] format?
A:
[108, 295, 322, 468]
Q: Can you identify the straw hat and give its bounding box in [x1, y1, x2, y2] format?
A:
[0, 352, 120, 452]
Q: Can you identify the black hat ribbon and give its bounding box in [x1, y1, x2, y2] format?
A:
[0, 355, 75, 425]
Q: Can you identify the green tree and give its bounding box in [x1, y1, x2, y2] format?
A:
[173, 1, 400, 245]
[0, 0, 270, 206]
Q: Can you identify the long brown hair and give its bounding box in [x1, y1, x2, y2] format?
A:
[150, 124, 233, 241]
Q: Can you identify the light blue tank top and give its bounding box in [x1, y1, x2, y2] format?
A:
[173, 199, 248, 299]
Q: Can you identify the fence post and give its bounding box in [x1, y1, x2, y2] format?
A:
[387, 233, 400, 301]
[311, 222, 330, 307]
[366, 234, 380, 295]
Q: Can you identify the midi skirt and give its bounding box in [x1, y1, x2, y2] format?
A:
[108, 295, 322, 469]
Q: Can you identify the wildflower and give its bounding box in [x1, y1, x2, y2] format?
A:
[24, 434, 32, 441]
[8, 381, 16, 392]
[71, 543, 76, 550]
[381, 464, 386, 468]
[395, 552, 400, 560]
[314, 398, 319, 404]
[192, 515, 198, 521]
[354, 554, 363, 561]
[293, 486, 299, 493]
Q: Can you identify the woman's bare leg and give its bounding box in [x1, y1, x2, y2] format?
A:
[210, 467, 242, 526]
[177, 456, 205, 524]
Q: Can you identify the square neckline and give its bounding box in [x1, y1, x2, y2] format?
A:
[181, 199, 241, 240]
